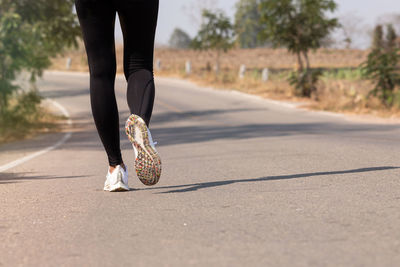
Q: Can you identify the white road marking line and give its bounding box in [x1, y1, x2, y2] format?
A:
[0, 98, 72, 172]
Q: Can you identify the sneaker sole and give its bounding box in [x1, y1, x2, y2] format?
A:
[125, 114, 162, 186]
[106, 182, 130, 192]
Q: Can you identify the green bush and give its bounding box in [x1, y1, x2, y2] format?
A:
[392, 91, 400, 109]
[361, 24, 400, 107]
[258, 0, 339, 97]
[321, 69, 363, 81]
[0, 90, 42, 129]
[288, 69, 323, 97]
[0, 1, 79, 122]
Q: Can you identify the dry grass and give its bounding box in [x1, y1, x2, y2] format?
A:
[50, 43, 368, 73]
[0, 105, 64, 145]
[154, 47, 368, 70]
[50, 44, 400, 118]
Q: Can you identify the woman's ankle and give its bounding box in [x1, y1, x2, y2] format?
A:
[109, 162, 126, 172]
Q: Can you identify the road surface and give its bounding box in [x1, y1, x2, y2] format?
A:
[1, 71, 400, 266]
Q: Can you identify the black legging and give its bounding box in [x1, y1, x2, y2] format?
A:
[75, 0, 159, 166]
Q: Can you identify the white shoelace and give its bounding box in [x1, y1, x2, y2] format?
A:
[147, 128, 158, 148]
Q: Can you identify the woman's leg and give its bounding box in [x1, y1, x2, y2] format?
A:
[116, 0, 159, 126]
[75, 0, 123, 167]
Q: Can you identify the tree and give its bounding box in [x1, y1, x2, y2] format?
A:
[320, 34, 336, 48]
[258, 0, 339, 96]
[386, 24, 397, 50]
[234, 0, 268, 48]
[372, 25, 384, 50]
[182, 0, 218, 28]
[0, 0, 80, 116]
[361, 24, 400, 107]
[328, 13, 373, 49]
[377, 13, 400, 35]
[336, 14, 367, 49]
[191, 9, 235, 74]
[168, 28, 192, 49]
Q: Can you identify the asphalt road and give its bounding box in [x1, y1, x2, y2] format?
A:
[1, 71, 400, 266]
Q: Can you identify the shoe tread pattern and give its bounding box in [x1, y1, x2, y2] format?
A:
[125, 114, 162, 186]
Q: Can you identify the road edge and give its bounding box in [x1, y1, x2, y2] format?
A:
[45, 70, 400, 125]
[0, 98, 73, 172]
[154, 76, 400, 125]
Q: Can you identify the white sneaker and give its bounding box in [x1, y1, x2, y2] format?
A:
[125, 114, 162, 186]
[104, 165, 129, 192]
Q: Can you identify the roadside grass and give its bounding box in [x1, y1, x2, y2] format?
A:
[50, 42, 368, 74]
[0, 91, 65, 145]
[155, 67, 400, 117]
[50, 44, 400, 118]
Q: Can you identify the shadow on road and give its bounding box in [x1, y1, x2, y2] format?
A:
[2, 108, 400, 152]
[149, 108, 261, 124]
[150, 123, 400, 146]
[40, 88, 89, 99]
[137, 166, 399, 194]
[0, 172, 89, 184]
[45, 109, 400, 150]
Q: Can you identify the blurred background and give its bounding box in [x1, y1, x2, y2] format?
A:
[155, 0, 399, 49]
[1, 0, 400, 143]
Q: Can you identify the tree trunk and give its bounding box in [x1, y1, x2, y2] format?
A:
[302, 50, 310, 72]
[0, 63, 7, 116]
[302, 50, 314, 98]
[296, 51, 304, 73]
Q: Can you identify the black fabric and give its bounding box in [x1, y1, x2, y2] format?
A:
[75, 0, 159, 166]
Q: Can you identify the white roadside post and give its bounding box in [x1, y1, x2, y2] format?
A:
[185, 60, 191, 75]
[239, 64, 246, 79]
[156, 59, 161, 71]
[262, 68, 269, 82]
[66, 58, 72, 70]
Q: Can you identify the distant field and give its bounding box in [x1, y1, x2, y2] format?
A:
[50, 44, 369, 73]
[52, 44, 400, 117]
[154, 47, 368, 70]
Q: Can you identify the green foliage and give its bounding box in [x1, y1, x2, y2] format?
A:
[361, 24, 400, 107]
[321, 68, 363, 81]
[386, 24, 397, 50]
[0, 90, 41, 136]
[169, 28, 192, 49]
[0, 0, 80, 115]
[191, 9, 234, 52]
[234, 0, 267, 48]
[191, 9, 234, 73]
[258, 0, 338, 60]
[0, 89, 65, 143]
[372, 25, 384, 50]
[11, 90, 42, 122]
[393, 91, 400, 109]
[258, 0, 339, 96]
[289, 69, 323, 97]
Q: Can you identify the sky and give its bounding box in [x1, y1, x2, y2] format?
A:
[114, 0, 400, 47]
